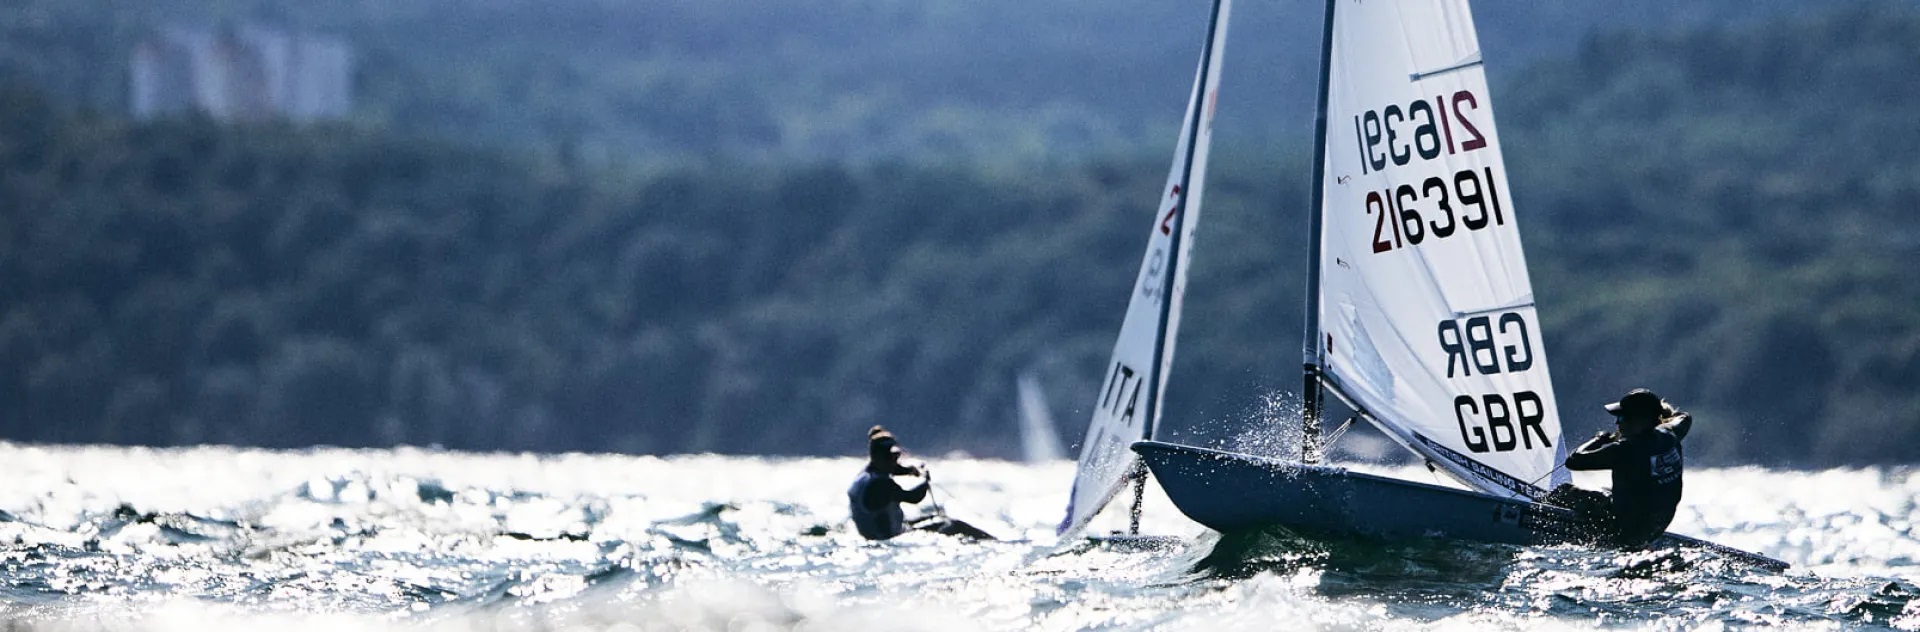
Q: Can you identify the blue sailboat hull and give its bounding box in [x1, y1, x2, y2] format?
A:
[1133, 441, 1788, 570]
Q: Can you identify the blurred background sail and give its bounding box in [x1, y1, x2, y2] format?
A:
[1015, 373, 1065, 464]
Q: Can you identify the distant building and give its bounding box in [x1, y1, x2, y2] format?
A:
[131, 25, 353, 123]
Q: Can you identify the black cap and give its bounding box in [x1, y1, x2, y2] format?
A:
[868, 426, 902, 460]
[1604, 388, 1665, 419]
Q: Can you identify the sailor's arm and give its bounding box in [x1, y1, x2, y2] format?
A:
[1660, 411, 1693, 441]
[898, 476, 930, 503]
[1564, 432, 1619, 471]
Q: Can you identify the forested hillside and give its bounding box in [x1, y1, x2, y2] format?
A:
[1, 4, 1915, 465]
[3, 0, 1812, 162]
[1505, 6, 1920, 465]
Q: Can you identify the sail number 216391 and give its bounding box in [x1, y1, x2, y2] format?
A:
[1365, 167, 1505, 254]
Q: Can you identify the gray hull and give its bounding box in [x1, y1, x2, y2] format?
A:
[1133, 440, 1787, 570]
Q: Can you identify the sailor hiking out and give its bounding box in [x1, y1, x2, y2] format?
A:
[1547, 388, 1692, 547]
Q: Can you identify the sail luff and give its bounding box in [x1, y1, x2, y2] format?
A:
[1147, 0, 1229, 444]
[1300, 0, 1340, 463]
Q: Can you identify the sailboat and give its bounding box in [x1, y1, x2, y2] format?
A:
[1127, 0, 1786, 569]
[1057, 0, 1232, 538]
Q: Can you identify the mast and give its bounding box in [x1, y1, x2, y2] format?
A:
[1299, 0, 1338, 464]
[1145, 0, 1225, 446]
[1132, 0, 1228, 532]
[1121, 0, 1228, 530]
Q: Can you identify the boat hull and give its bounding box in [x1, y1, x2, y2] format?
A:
[1133, 441, 1788, 570]
[1134, 440, 1586, 545]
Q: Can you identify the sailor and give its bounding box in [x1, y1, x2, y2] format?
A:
[1551, 388, 1692, 547]
[846, 426, 993, 540]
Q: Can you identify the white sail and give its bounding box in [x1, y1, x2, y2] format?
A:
[1312, 0, 1568, 499]
[1017, 374, 1066, 463]
[1060, 0, 1231, 536]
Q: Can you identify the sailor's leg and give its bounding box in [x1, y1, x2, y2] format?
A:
[933, 519, 995, 540]
[910, 518, 996, 540]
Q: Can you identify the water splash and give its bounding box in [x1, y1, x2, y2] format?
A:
[1188, 388, 1306, 460]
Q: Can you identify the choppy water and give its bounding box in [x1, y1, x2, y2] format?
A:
[0, 443, 1914, 631]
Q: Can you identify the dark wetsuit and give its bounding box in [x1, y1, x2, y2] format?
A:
[847, 466, 928, 540]
[1564, 415, 1691, 546]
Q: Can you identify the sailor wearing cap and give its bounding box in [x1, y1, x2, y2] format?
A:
[846, 426, 996, 541]
[1555, 388, 1694, 546]
[847, 426, 932, 540]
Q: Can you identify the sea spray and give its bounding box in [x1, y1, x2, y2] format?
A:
[0, 443, 1912, 631]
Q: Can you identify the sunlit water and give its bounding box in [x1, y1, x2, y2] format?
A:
[0, 443, 1914, 631]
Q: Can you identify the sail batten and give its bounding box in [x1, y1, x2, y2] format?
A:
[1409, 49, 1483, 78]
[1452, 298, 1535, 319]
[1311, 0, 1568, 498]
